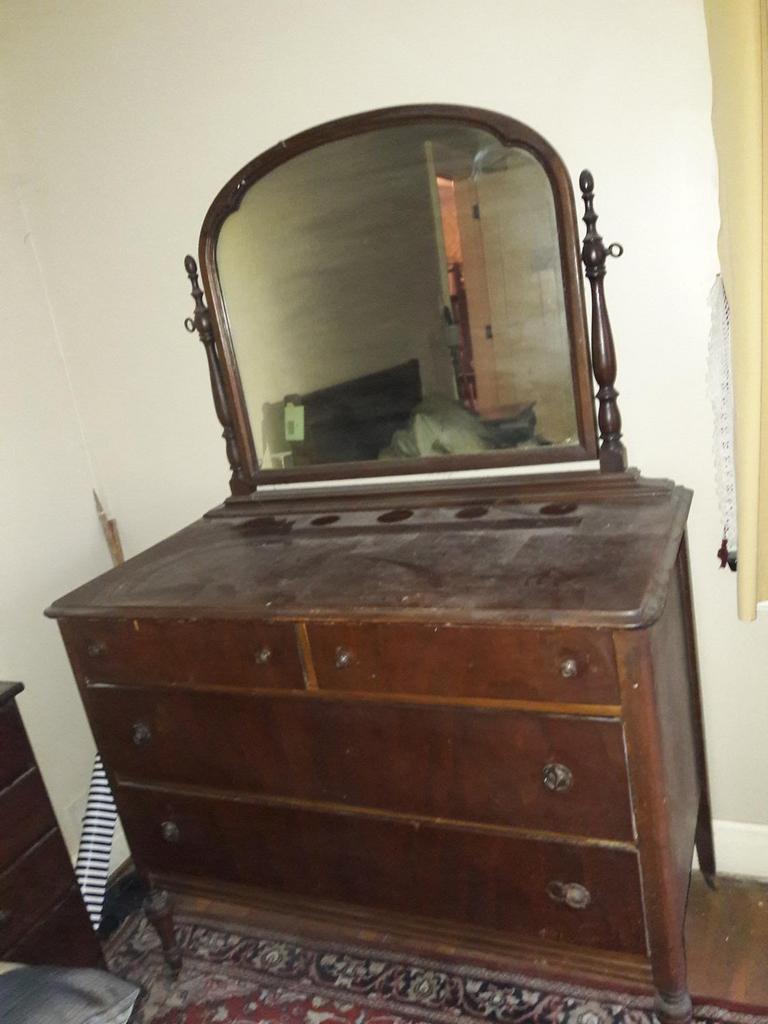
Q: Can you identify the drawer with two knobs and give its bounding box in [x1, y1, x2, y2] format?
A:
[86, 685, 634, 841]
[61, 618, 305, 691]
[307, 622, 620, 704]
[117, 780, 647, 955]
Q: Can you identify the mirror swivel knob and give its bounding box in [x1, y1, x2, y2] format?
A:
[546, 881, 591, 909]
[255, 645, 273, 665]
[542, 762, 573, 792]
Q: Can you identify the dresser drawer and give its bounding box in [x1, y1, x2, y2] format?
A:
[0, 770, 54, 868]
[6, 886, 103, 968]
[0, 703, 34, 790]
[61, 618, 305, 691]
[119, 783, 646, 954]
[88, 686, 633, 840]
[0, 831, 73, 955]
[307, 623, 618, 704]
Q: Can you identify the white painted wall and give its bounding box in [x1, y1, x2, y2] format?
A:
[0, 122, 106, 854]
[1, 0, 766, 874]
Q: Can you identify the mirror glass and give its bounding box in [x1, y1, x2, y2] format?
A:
[216, 123, 579, 470]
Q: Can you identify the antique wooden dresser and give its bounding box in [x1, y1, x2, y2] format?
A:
[48, 106, 713, 1023]
[0, 682, 103, 968]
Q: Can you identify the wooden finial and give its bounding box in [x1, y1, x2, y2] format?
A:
[183, 255, 249, 492]
[579, 171, 627, 472]
[183, 255, 208, 334]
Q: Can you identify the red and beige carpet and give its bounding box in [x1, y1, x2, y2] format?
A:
[107, 911, 767, 1024]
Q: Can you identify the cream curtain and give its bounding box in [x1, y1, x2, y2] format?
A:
[704, 1, 768, 620]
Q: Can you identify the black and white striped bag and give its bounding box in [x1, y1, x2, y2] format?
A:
[75, 756, 117, 930]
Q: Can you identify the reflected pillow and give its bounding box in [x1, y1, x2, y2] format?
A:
[380, 394, 492, 459]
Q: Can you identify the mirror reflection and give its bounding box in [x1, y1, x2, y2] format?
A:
[217, 123, 578, 469]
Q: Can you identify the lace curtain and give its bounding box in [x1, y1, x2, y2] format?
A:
[704, 1, 768, 620]
[707, 277, 737, 559]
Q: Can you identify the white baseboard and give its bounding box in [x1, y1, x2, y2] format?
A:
[695, 819, 768, 880]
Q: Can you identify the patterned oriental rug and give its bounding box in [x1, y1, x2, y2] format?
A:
[107, 911, 768, 1024]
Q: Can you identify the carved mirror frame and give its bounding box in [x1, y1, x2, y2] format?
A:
[185, 104, 623, 496]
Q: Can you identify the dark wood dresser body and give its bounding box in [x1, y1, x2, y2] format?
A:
[48, 473, 713, 1021]
[0, 682, 103, 968]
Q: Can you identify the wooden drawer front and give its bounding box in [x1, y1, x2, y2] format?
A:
[0, 771, 54, 868]
[89, 688, 632, 840]
[119, 784, 646, 954]
[0, 703, 34, 790]
[307, 623, 618, 703]
[0, 832, 73, 955]
[61, 618, 304, 691]
[6, 886, 103, 968]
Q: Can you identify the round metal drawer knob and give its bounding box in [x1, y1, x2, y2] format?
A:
[132, 721, 152, 747]
[160, 820, 180, 844]
[255, 645, 273, 665]
[334, 646, 353, 669]
[559, 657, 578, 678]
[87, 640, 107, 658]
[542, 762, 573, 792]
[0, 909, 11, 928]
[546, 881, 591, 909]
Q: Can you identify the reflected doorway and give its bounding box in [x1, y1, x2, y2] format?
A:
[435, 175, 477, 412]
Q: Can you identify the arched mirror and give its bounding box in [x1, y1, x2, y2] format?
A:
[191, 106, 606, 493]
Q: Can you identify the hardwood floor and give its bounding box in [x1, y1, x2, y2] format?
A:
[168, 872, 768, 1010]
[686, 873, 768, 1007]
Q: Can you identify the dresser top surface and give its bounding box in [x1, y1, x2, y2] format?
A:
[48, 474, 691, 629]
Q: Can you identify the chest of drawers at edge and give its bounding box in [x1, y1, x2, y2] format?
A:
[0, 682, 103, 968]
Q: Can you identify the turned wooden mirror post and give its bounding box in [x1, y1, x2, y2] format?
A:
[184, 255, 253, 495]
[579, 169, 627, 473]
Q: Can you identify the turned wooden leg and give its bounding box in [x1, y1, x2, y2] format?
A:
[654, 988, 693, 1024]
[677, 537, 716, 890]
[695, 790, 717, 889]
[144, 888, 182, 975]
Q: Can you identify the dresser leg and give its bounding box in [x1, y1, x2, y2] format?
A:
[695, 791, 717, 889]
[654, 989, 693, 1024]
[144, 888, 182, 975]
[677, 536, 716, 892]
